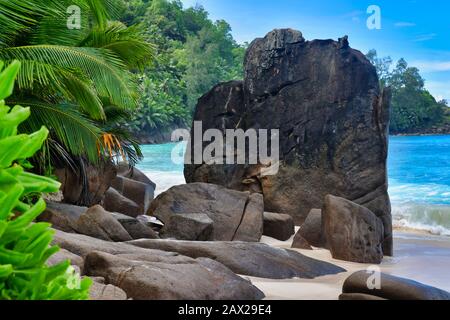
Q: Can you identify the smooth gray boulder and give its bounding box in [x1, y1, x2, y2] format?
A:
[127, 239, 346, 279]
[343, 271, 450, 300]
[47, 248, 84, 275]
[110, 212, 159, 240]
[52, 229, 170, 258]
[116, 163, 156, 187]
[41, 203, 158, 241]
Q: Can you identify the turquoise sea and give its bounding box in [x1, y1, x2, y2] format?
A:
[137, 135, 450, 236]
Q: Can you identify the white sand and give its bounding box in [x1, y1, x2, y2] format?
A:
[247, 229, 450, 300]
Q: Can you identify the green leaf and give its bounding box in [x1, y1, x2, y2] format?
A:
[0, 60, 20, 100]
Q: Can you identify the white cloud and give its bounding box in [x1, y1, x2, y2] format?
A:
[412, 60, 450, 72]
[426, 81, 450, 101]
[413, 33, 437, 42]
[394, 22, 416, 27]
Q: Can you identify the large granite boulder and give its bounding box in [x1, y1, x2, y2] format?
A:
[127, 239, 346, 279]
[148, 183, 264, 242]
[342, 271, 450, 300]
[322, 195, 384, 264]
[184, 28, 392, 256]
[47, 248, 85, 275]
[263, 212, 295, 241]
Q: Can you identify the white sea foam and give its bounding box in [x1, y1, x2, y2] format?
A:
[143, 170, 186, 196]
[392, 203, 450, 236]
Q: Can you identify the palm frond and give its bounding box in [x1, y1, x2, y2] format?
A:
[0, 45, 139, 110]
[80, 22, 156, 70]
[29, 1, 91, 47]
[57, 70, 105, 120]
[0, 0, 45, 47]
[85, 0, 121, 29]
[14, 100, 103, 163]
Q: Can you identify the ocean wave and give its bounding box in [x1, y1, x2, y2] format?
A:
[392, 203, 450, 236]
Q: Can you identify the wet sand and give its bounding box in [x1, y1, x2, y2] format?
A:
[247, 230, 450, 300]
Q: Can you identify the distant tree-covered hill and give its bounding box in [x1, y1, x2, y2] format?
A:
[367, 50, 449, 135]
[120, 0, 246, 142]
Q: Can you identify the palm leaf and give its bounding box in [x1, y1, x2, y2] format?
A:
[0, 0, 44, 47]
[80, 22, 156, 70]
[0, 45, 139, 110]
[13, 100, 102, 163]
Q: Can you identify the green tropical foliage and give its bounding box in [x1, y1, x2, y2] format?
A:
[121, 0, 246, 139]
[0, 61, 91, 300]
[0, 0, 154, 165]
[367, 50, 448, 134]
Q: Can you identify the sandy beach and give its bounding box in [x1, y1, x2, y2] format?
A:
[247, 229, 450, 300]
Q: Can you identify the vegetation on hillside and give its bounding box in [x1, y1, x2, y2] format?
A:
[120, 0, 246, 140]
[0, 61, 91, 300]
[367, 50, 449, 134]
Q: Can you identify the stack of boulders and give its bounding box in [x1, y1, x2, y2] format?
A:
[184, 28, 393, 263]
[48, 224, 346, 300]
[43, 162, 346, 300]
[40, 162, 159, 242]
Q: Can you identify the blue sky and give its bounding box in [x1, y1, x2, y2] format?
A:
[181, 0, 450, 100]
